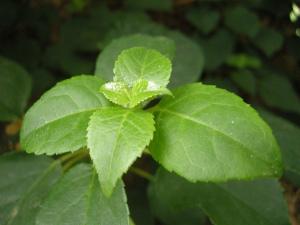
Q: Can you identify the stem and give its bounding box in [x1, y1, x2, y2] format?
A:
[129, 166, 154, 181]
[57, 149, 87, 163]
[62, 151, 89, 172]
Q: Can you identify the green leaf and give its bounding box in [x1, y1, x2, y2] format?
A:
[0, 153, 62, 225]
[186, 7, 220, 34]
[260, 110, 300, 186]
[150, 83, 282, 183]
[21, 75, 110, 155]
[225, 6, 260, 38]
[0, 57, 32, 121]
[149, 168, 290, 225]
[87, 107, 155, 196]
[229, 70, 256, 95]
[258, 72, 300, 114]
[226, 53, 261, 69]
[36, 164, 129, 225]
[199, 29, 235, 71]
[100, 80, 172, 108]
[253, 27, 284, 57]
[113, 47, 172, 88]
[95, 34, 175, 82]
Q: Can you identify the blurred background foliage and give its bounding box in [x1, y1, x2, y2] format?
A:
[1, 0, 300, 224]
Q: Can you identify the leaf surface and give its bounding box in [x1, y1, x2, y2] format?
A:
[149, 169, 290, 225]
[113, 47, 172, 88]
[36, 164, 129, 225]
[21, 75, 110, 155]
[0, 153, 61, 225]
[87, 107, 155, 196]
[0, 57, 32, 121]
[150, 83, 282, 182]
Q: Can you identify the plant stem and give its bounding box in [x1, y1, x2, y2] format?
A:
[129, 166, 154, 181]
[62, 151, 89, 171]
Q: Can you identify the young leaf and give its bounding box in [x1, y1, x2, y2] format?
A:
[149, 168, 290, 225]
[0, 57, 32, 121]
[21, 75, 110, 155]
[113, 47, 172, 88]
[36, 164, 129, 225]
[87, 107, 155, 196]
[100, 80, 172, 108]
[95, 34, 175, 81]
[149, 83, 282, 183]
[0, 153, 62, 225]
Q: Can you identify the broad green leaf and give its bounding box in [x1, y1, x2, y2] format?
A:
[95, 34, 175, 81]
[224, 6, 260, 38]
[253, 27, 284, 57]
[150, 83, 282, 183]
[258, 72, 300, 114]
[21, 75, 110, 155]
[0, 57, 32, 121]
[149, 168, 290, 225]
[186, 7, 220, 34]
[113, 47, 172, 88]
[36, 164, 129, 225]
[226, 53, 261, 69]
[100, 80, 171, 108]
[199, 29, 235, 71]
[229, 70, 256, 95]
[125, 0, 172, 11]
[260, 110, 300, 186]
[0, 153, 62, 225]
[87, 107, 155, 196]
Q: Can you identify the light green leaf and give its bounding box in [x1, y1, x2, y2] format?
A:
[113, 47, 172, 88]
[226, 53, 261, 69]
[150, 83, 282, 183]
[186, 7, 220, 34]
[95, 34, 175, 81]
[0, 57, 32, 121]
[258, 72, 300, 114]
[253, 27, 284, 57]
[260, 110, 300, 186]
[100, 80, 172, 108]
[225, 6, 260, 38]
[0, 153, 62, 225]
[21, 75, 110, 155]
[87, 107, 155, 196]
[149, 168, 290, 225]
[36, 164, 129, 225]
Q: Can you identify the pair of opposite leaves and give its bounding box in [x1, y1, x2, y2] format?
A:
[21, 47, 282, 197]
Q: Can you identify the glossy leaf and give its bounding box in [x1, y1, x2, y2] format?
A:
[149, 169, 290, 225]
[87, 107, 155, 196]
[0, 153, 62, 225]
[226, 53, 261, 69]
[150, 83, 282, 183]
[95, 34, 175, 81]
[36, 164, 129, 225]
[113, 47, 172, 88]
[100, 80, 171, 108]
[21, 75, 110, 155]
[0, 57, 32, 121]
